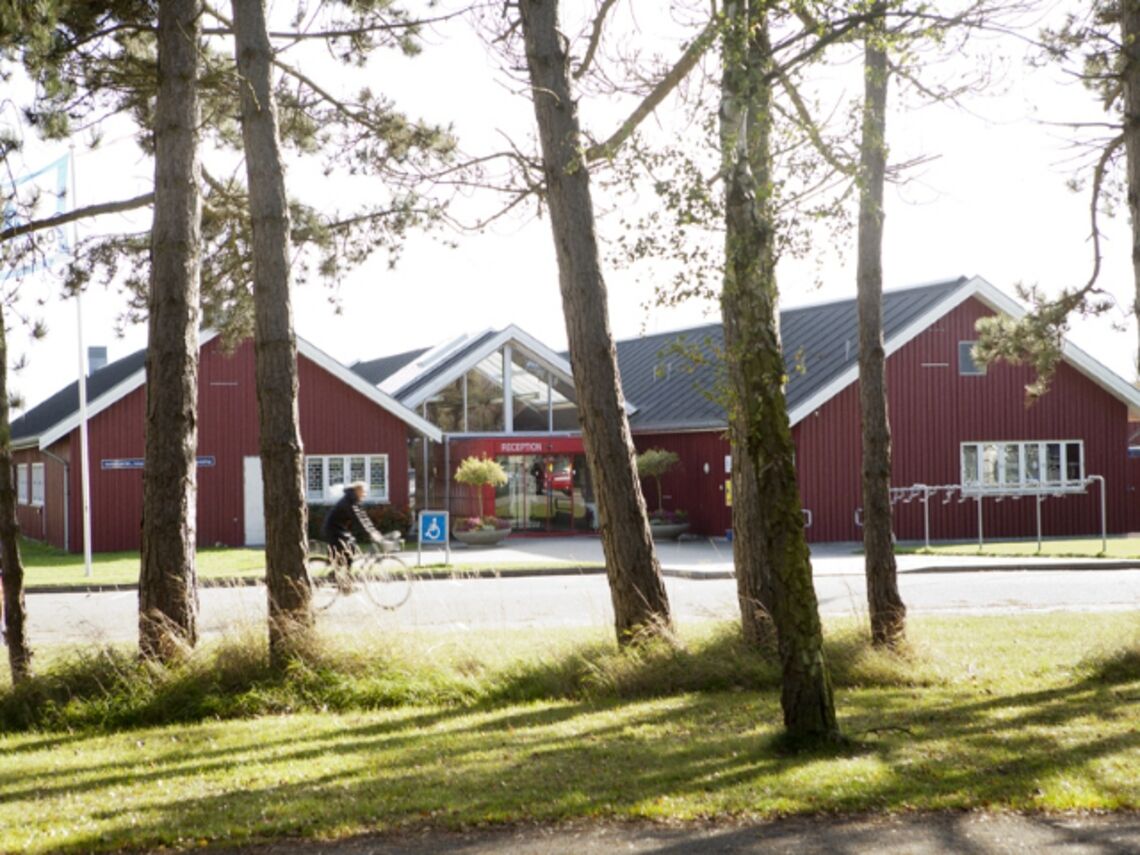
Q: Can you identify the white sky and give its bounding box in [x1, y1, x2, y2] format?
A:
[5, 1, 1137, 414]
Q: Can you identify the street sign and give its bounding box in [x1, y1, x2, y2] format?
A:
[417, 510, 450, 566]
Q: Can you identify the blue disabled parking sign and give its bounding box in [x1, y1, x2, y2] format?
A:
[417, 510, 450, 566]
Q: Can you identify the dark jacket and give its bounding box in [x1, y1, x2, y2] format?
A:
[321, 487, 379, 543]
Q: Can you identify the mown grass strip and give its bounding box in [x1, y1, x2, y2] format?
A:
[899, 535, 1140, 559]
[16, 537, 596, 588]
[0, 614, 1136, 853]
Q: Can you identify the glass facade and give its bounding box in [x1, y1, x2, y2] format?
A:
[410, 341, 593, 533]
[492, 454, 597, 532]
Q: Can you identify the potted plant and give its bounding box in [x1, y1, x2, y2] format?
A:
[636, 447, 690, 539]
[453, 456, 512, 546]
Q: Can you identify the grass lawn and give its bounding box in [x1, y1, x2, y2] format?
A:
[17, 538, 267, 587]
[0, 613, 1137, 853]
[901, 535, 1140, 559]
[16, 538, 595, 588]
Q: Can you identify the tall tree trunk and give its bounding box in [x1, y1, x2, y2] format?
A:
[731, 385, 775, 647]
[232, 0, 312, 665]
[139, 0, 202, 662]
[519, 0, 672, 643]
[1123, 1, 1140, 377]
[730, 3, 781, 650]
[720, 0, 839, 741]
[0, 305, 32, 683]
[857, 6, 906, 648]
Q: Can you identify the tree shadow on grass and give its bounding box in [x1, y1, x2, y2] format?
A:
[4, 635, 1137, 853]
[7, 664, 1137, 855]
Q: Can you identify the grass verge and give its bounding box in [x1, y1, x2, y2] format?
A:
[898, 535, 1140, 559]
[16, 537, 599, 588]
[0, 613, 1136, 853]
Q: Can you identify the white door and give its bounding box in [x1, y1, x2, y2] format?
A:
[243, 456, 265, 546]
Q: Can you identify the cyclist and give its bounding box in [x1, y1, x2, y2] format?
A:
[321, 480, 381, 570]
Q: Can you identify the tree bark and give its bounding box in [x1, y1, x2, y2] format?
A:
[519, 0, 672, 643]
[0, 303, 32, 684]
[731, 438, 775, 647]
[720, 0, 839, 740]
[857, 6, 906, 648]
[730, 4, 781, 650]
[139, 0, 202, 662]
[1122, 1, 1140, 377]
[232, 0, 313, 665]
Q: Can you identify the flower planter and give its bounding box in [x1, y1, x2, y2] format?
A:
[649, 522, 690, 540]
[453, 528, 511, 547]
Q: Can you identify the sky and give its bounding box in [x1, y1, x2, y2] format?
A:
[4, 0, 1137, 415]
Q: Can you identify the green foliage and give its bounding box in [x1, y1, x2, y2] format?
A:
[974, 282, 1115, 401]
[454, 455, 507, 518]
[2, 1, 458, 343]
[454, 455, 509, 488]
[636, 447, 681, 513]
[635, 447, 680, 480]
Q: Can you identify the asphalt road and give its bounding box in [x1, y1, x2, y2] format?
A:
[26, 566, 1140, 647]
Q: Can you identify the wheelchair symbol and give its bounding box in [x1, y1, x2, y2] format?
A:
[425, 518, 442, 540]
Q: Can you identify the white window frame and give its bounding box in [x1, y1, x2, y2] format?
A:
[958, 340, 986, 376]
[304, 454, 389, 503]
[960, 440, 1085, 494]
[30, 462, 45, 506]
[16, 463, 28, 505]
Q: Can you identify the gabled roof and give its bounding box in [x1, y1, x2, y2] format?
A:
[617, 275, 1140, 432]
[11, 346, 149, 448]
[618, 277, 968, 432]
[359, 324, 604, 413]
[352, 347, 429, 387]
[12, 333, 442, 450]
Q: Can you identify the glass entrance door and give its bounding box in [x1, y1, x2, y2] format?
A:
[491, 454, 597, 533]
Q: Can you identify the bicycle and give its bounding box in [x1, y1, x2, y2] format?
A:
[307, 532, 412, 611]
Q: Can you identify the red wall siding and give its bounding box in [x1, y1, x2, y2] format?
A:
[795, 297, 1130, 543]
[11, 447, 65, 543]
[632, 431, 732, 535]
[629, 297, 1131, 544]
[74, 382, 147, 552]
[58, 337, 414, 553]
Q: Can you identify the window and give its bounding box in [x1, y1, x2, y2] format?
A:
[16, 464, 27, 505]
[304, 454, 389, 503]
[958, 341, 985, 375]
[960, 441, 1084, 491]
[30, 463, 44, 506]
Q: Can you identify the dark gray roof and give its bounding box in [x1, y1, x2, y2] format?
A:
[351, 347, 429, 386]
[11, 347, 147, 444]
[349, 277, 969, 433]
[618, 277, 967, 432]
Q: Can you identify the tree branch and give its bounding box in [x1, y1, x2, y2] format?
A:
[584, 17, 719, 162]
[773, 70, 854, 177]
[573, 0, 620, 80]
[0, 192, 153, 243]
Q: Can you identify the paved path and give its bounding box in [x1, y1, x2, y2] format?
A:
[207, 813, 1140, 854]
[27, 562, 1140, 646]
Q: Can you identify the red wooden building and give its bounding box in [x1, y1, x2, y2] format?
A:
[10, 334, 440, 552]
[353, 276, 1140, 543]
[12, 276, 1139, 552]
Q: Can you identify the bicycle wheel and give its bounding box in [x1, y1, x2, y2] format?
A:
[360, 553, 412, 610]
[307, 553, 344, 611]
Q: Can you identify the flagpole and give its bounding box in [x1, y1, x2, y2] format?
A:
[70, 145, 93, 578]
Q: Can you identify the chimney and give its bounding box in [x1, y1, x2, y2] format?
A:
[88, 346, 107, 375]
